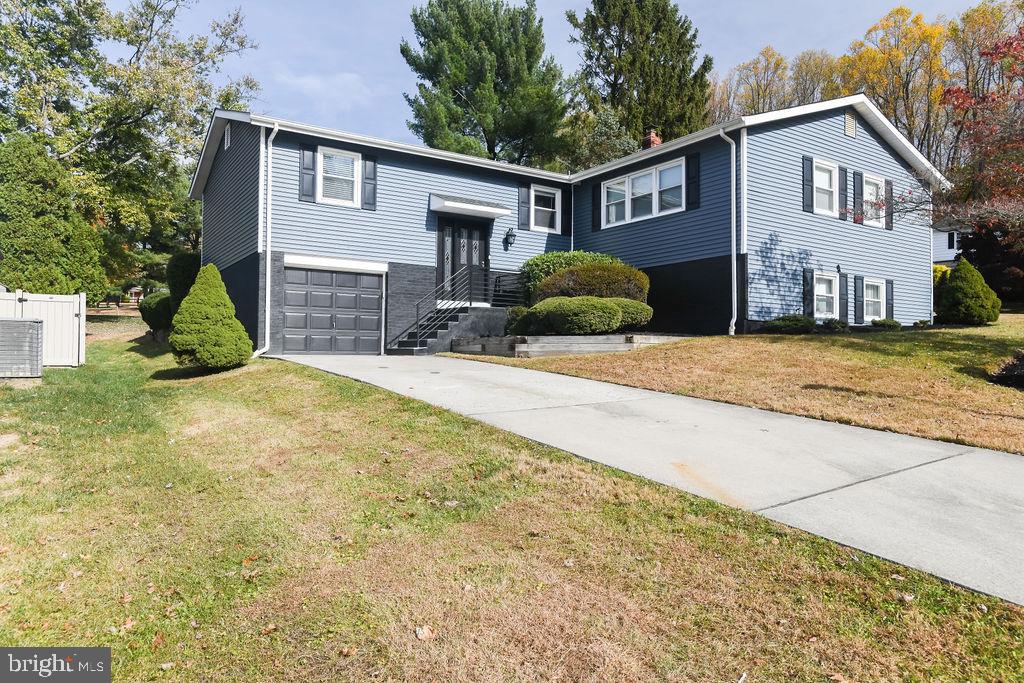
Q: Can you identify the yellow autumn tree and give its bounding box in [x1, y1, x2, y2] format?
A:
[789, 49, 842, 105]
[734, 45, 790, 114]
[839, 7, 948, 162]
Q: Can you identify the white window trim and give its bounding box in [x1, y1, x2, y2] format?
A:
[812, 158, 839, 218]
[529, 184, 561, 233]
[862, 172, 885, 227]
[223, 122, 231, 150]
[862, 277, 885, 321]
[316, 146, 361, 208]
[814, 272, 840, 320]
[600, 157, 686, 229]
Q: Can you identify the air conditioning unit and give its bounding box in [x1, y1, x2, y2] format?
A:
[0, 318, 43, 378]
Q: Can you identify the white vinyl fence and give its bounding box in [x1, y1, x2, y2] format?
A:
[0, 290, 86, 367]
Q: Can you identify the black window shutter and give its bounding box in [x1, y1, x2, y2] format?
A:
[852, 171, 864, 224]
[560, 187, 571, 236]
[518, 183, 530, 231]
[802, 267, 815, 317]
[801, 156, 814, 213]
[884, 179, 894, 230]
[839, 273, 849, 322]
[885, 279, 895, 319]
[686, 153, 700, 210]
[361, 156, 377, 210]
[591, 183, 601, 232]
[854, 275, 864, 324]
[838, 167, 848, 221]
[299, 145, 316, 202]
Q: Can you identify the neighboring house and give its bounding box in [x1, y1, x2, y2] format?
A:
[933, 228, 964, 265]
[189, 94, 947, 356]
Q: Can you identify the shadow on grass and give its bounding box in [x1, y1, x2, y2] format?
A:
[150, 366, 211, 381]
[126, 336, 168, 359]
[85, 313, 140, 324]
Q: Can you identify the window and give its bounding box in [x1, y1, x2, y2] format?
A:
[223, 123, 231, 150]
[814, 273, 838, 318]
[863, 174, 884, 226]
[317, 147, 361, 207]
[947, 232, 961, 250]
[601, 158, 686, 228]
[530, 185, 561, 232]
[605, 179, 627, 226]
[813, 160, 838, 217]
[630, 171, 654, 219]
[863, 279, 884, 321]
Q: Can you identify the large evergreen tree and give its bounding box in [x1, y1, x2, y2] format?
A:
[400, 0, 567, 166]
[567, 0, 714, 142]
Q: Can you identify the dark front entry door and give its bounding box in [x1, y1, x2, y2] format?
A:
[436, 218, 490, 297]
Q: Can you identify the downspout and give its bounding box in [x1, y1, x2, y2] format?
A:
[718, 128, 737, 336]
[253, 122, 279, 357]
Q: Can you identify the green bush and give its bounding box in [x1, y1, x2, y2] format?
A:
[913, 319, 932, 329]
[819, 318, 850, 333]
[935, 259, 1001, 325]
[536, 262, 650, 302]
[505, 305, 528, 335]
[520, 251, 622, 299]
[167, 251, 201, 311]
[138, 291, 173, 334]
[528, 296, 622, 335]
[607, 297, 653, 330]
[933, 264, 951, 309]
[870, 318, 902, 331]
[759, 314, 816, 334]
[169, 264, 252, 369]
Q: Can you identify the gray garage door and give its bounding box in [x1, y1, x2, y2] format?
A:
[282, 267, 382, 354]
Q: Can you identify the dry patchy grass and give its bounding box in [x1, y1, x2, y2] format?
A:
[459, 312, 1024, 454]
[0, 336, 1020, 681]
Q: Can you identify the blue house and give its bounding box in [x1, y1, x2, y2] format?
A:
[189, 94, 947, 355]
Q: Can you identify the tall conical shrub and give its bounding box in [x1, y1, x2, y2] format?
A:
[936, 259, 1001, 325]
[169, 264, 252, 369]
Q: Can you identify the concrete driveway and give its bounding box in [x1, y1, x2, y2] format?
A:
[280, 354, 1024, 605]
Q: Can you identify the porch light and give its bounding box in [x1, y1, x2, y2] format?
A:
[504, 227, 517, 247]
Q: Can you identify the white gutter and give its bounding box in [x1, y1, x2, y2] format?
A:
[717, 128, 738, 336]
[253, 123, 279, 357]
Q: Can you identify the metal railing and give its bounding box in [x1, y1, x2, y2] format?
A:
[387, 266, 526, 349]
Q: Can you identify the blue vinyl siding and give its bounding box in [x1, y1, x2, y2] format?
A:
[745, 109, 933, 324]
[268, 133, 569, 270]
[202, 122, 260, 268]
[572, 138, 733, 268]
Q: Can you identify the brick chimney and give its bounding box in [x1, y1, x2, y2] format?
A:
[642, 127, 662, 149]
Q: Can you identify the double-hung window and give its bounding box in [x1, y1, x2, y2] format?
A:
[813, 159, 839, 217]
[601, 158, 686, 228]
[863, 174, 884, 227]
[814, 273, 839, 318]
[531, 185, 561, 232]
[863, 279, 884, 320]
[317, 147, 361, 207]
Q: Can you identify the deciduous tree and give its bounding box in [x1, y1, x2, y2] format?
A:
[734, 45, 790, 114]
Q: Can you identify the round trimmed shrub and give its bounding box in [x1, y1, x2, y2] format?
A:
[167, 251, 201, 311]
[935, 259, 1001, 325]
[760, 314, 816, 334]
[520, 251, 622, 299]
[535, 262, 650, 303]
[169, 264, 252, 369]
[139, 291, 173, 335]
[607, 297, 653, 330]
[870, 318, 902, 331]
[530, 296, 622, 335]
[505, 305, 528, 335]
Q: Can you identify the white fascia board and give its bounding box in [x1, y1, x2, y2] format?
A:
[189, 109, 251, 200]
[282, 253, 388, 274]
[429, 195, 512, 219]
[248, 114, 570, 184]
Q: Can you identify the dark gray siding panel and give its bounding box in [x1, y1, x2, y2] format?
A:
[746, 109, 933, 324]
[202, 122, 261, 269]
[219, 251, 261, 345]
[643, 254, 745, 334]
[571, 137, 732, 268]
[268, 133, 570, 271]
[385, 262, 437, 345]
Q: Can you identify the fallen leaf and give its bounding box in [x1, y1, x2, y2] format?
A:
[890, 573, 905, 581]
[120, 593, 133, 604]
[241, 554, 259, 567]
[151, 632, 165, 651]
[69, 569, 83, 579]
[443, 500, 459, 508]
[340, 646, 357, 657]
[122, 617, 136, 631]
[159, 662, 174, 671]
[260, 623, 277, 635]
[415, 625, 435, 641]
[901, 593, 915, 603]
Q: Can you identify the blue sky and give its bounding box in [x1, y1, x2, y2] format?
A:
[167, 1, 973, 144]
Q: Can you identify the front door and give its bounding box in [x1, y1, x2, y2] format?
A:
[436, 218, 490, 298]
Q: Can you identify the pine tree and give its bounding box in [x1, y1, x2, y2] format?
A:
[169, 265, 252, 369]
[567, 0, 714, 141]
[400, 0, 567, 166]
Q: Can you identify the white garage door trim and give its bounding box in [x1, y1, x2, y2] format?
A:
[283, 253, 388, 275]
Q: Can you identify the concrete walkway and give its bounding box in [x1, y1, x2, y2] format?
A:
[280, 354, 1024, 605]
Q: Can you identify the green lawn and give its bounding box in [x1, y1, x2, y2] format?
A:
[1, 318, 1022, 681]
